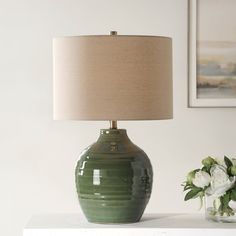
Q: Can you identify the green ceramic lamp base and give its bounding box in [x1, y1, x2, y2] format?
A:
[75, 128, 153, 224]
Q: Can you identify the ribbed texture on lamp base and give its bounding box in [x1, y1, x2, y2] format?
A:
[75, 129, 153, 223]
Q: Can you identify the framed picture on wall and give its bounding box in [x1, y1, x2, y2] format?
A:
[188, 0, 236, 107]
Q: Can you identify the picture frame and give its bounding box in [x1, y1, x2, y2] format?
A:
[188, 0, 236, 107]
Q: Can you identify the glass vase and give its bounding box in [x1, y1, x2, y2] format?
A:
[205, 194, 236, 223]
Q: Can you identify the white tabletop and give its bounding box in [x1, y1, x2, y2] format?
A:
[23, 214, 236, 236]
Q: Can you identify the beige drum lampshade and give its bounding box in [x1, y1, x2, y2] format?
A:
[53, 33, 173, 120]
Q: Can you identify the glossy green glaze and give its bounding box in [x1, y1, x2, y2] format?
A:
[75, 129, 153, 224]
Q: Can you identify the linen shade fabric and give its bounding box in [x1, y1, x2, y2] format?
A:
[53, 34, 173, 120]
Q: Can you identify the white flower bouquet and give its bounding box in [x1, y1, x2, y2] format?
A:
[183, 156, 236, 222]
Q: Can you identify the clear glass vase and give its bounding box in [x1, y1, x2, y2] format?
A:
[205, 195, 236, 223]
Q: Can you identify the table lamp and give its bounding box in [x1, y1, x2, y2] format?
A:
[53, 31, 172, 224]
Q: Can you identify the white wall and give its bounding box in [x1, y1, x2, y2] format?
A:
[1, 0, 236, 235]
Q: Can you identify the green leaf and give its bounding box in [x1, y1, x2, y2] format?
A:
[186, 169, 200, 184]
[184, 185, 193, 191]
[224, 156, 233, 169]
[231, 189, 236, 201]
[201, 166, 210, 174]
[184, 187, 202, 201]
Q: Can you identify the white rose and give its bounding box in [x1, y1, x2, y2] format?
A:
[206, 164, 236, 197]
[215, 157, 227, 167]
[192, 170, 211, 188]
